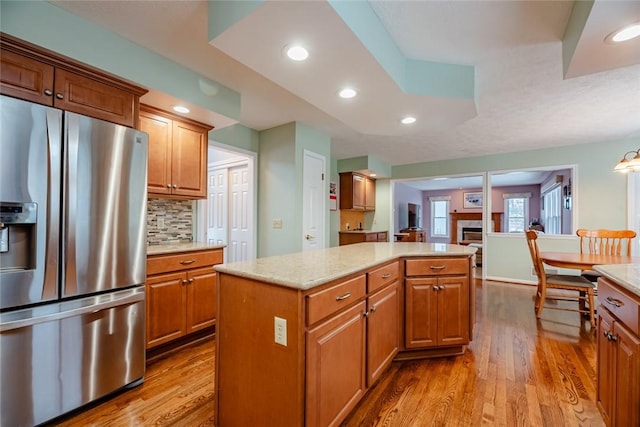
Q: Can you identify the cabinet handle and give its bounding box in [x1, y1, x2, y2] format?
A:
[55, 93, 64, 100]
[439, 285, 445, 291]
[381, 273, 391, 279]
[188, 278, 194, 283]
[335, 292, 351, 301]
[167, 184, 171, 188]
[173, 184, 177, 188]
[363, 311, 369, 318]
[429, 265, 446, 270]
[180, 259, 196, 265]
[433, 286, 439, 291]
[182, 279, 188, 285]
[604, 331, 618, 342]
[370, 305, 377, 313]
[605, 297, 623, 308]
[44, 89, 53, 96]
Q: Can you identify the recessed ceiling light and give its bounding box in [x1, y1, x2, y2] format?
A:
[339, 88, 357, 99]
[401, 116, 416, 125]
[172, 105, 190, 114]
[433, 177, 448, 181]
[285, 45, 309, 61]
[605, 22, 640, 43]
[370, 173, 377, 177]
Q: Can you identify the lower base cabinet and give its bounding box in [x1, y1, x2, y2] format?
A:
[146, 248, 222, 349]
[596, 277, 640, 427]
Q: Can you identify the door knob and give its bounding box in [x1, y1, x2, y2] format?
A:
[305, 234, 315, 240]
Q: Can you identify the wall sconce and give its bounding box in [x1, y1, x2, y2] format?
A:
[614, 148, 640, 173]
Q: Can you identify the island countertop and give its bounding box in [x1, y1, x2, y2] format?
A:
[594, 263, 640, 297]
[147, 241, 225, 256]
[214, 242, 476, 290]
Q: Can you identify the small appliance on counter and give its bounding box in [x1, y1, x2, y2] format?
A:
[0, 95, 148, 426]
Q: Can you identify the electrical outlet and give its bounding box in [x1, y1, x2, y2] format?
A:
[157, 217, 165, 228]
[274, 316, 287, 346]
[273, 219, 283, 229]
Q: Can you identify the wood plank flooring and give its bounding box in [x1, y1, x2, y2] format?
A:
[51, 279, 603, 427]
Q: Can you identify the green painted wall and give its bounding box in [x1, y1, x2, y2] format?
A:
[209, 124, 260, 153]
[258, 122, 331, 257]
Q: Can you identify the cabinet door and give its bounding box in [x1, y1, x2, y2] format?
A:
[613, 320, 640, 427]
[0, 50, 54, 105]
[171, 120, 207, 198]
[352, 174, 366, 210]
[377, 232, 388, 242]
[306, 301, 366, 427]
[53, 68, 135, 127]
[438, 276, 469, 346]
[140, 111, 172, 195]
[364, 177, 375, 211]
[146, 272, 187, 348]
[597, 309, 615, 427]
[367, 281, 399, 386]
[186, 267, 217, 333]
[405, 278, 438, 348]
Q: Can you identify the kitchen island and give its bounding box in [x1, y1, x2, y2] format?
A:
[214, 242, 476, 427]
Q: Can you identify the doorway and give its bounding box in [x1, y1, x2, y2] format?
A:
[302, 150, 326, 251]
[196, 144, 256, 262]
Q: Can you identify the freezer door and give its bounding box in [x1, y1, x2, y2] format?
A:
[63, 112, 148, 297]
[0, 287, 145, 426]
[0, 96, 61, 310]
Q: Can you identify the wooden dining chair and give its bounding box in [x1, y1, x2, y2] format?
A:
[525, 230, 596, 327]
[576, 229, 637, 282]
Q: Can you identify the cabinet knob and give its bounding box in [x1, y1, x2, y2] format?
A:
[56, 93, 64, 100]
[439, 285, 445, 291]
[182, 279, 188, 285]
[362, 311, 369, 318]
[188, 278, 194, 283]
[433, 286, 439, 291]
[44, 89, 53, 96]
[370, 305, 377, 313]
[167, 184, 171, 188]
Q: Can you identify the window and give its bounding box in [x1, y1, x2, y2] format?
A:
[542, 186, 562, 234]
[503, 193, 531, 233]
[430, 196, 450, 237]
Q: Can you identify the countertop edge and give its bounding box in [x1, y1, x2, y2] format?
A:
[593, 263, 640, 298]
[147, 242, 226, 256]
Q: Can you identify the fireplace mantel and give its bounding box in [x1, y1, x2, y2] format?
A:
[450, 212, 503, 243]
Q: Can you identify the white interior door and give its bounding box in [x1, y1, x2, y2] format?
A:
[228, 164, 252, 262]
[302, 150, 326, 251]
[208, 168, 228, 250]
[629, 173, 640, 256]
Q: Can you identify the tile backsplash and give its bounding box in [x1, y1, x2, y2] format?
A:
[147, 198, 193, 245]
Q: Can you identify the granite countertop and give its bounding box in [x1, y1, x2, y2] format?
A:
[593, 263, 640, 297]
[214, 242, 476, 290]
[147, 242, 226, 256]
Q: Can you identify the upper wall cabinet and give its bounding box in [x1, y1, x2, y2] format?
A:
[0, 34, 147, 128]
[140, 105, 213, 200]
[340, 172, 376, 211]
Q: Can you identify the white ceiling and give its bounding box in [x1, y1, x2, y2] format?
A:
[50, 0, 640, 167]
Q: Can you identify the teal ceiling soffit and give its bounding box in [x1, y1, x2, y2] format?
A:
[328, 0, 475, 101]
[208, 0, 265, 40]
[561, 0, 594, 79]
[337, 156, 391, 178]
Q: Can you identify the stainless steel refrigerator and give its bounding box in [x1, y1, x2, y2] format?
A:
[0, 95, 148, 426]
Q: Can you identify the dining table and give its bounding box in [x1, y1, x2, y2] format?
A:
[540, 251, 640, 270]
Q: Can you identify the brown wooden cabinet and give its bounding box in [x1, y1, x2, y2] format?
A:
[398, 228, 426, 242]
[145, 248, 223, 349]
[597, 277, 640, 427]
[0, 34, 146, 127]
[140, 106, 213, 199]
[339, 231, 388, 246]
[366, 280, 399, 385]
[339, 172, 375, 211]
[404, 258, 470, 353]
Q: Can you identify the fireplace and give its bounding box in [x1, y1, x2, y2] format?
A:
[450, 212, 503, 243]
[461, 227, 482, 241]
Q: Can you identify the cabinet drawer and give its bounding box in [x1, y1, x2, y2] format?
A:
[306, 275, 366, 326]
[147, 249, 223, 276]
[367, 261, 399, 293]
[405, 258, 468, 277]
[599, 277, 640, 335]
[365, 233, 378, 242]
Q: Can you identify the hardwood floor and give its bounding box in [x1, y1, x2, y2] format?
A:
[51, 279, 603, 427]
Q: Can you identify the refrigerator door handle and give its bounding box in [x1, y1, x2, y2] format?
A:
[0, 289, 144, 333]
[63, 113, 80, 294]
[43, 108, 62, 300]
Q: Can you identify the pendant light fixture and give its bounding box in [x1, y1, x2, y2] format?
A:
[614, 148, 640, 173]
